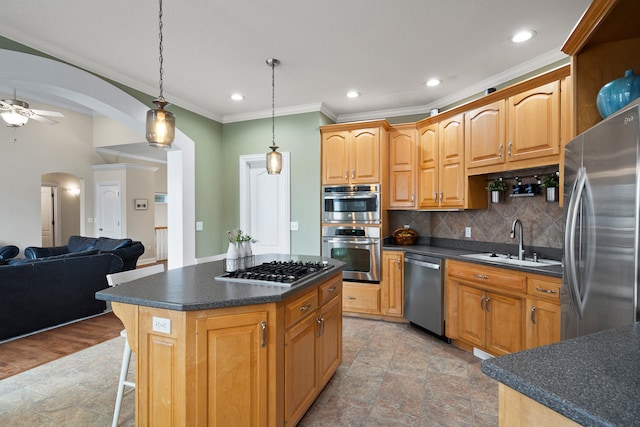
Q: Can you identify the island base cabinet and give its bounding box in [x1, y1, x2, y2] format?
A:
[499, 384, 581, 427]
[195, 311, 269, 427]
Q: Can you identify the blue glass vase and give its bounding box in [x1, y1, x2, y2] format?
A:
[596, 70, 640, 119]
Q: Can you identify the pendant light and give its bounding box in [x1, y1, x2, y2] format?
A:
[266, 58, 282, 175]
[146, 0, 175, 149]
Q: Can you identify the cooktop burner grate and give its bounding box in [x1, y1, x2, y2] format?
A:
[215, 260, 333, 287]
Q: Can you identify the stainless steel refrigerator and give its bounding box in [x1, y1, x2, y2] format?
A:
[562, 99, 640, 340]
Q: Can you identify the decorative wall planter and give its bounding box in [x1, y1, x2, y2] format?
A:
[545, 187, 558, 202]
[490, 190, 505, 204]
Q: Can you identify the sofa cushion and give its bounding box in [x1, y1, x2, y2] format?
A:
[0, 245, 19, 259]
[66, 236, 97, 253]
[96, 237, 133, 251]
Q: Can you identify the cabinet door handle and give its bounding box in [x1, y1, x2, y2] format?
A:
[439, 192, 443, 202]
[480, 295, 485, 311]
[260, 321, 267, 347]
[535, 287, 557, 294]
[344, 170, 348, 179]
[475, 274, 488, 280]
[433, 192, 438, 202]
[316, 316, 325, 337]
[299, 303, 312, 312]
[351, 170, 355, 179]
[397, 257, 401, 269]
[531, 306, 537, 324]
[485, 297, 491, 312]
[498, 143, 503, 158]
[507, 141, 513, 157]
[411, 193, 415, 203]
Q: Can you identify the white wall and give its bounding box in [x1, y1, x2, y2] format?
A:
[0, 94, 101, 254]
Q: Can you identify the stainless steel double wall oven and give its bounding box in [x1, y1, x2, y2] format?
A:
[321, 184, 381, 282]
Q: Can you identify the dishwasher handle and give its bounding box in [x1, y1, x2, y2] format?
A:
[404, 257, 441, 270]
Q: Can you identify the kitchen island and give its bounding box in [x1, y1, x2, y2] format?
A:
[96, 254, 344, 427]
[481, 323, 640, 426]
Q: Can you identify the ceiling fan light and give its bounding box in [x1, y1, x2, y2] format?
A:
[266, 145, 283, 175]
[1, 111, 28, 127]
[146, 100, 176, 149]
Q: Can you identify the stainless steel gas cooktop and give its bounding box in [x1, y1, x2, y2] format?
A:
[215, 260, 333, 287]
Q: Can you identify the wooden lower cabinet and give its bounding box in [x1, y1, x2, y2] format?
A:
[284, 291, 342, 426]
[113, 272, 343, 427]
[381, 251, 404, 317]
[342, 282, 380, 314]
[446, 260, 560, 356]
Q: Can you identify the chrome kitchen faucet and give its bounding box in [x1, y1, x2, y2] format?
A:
[510, 219, 525, 260]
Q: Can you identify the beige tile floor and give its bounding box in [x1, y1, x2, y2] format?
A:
[0, 317, 497, 426]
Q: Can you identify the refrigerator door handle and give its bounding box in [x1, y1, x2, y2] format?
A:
[565, 166, 587, 319]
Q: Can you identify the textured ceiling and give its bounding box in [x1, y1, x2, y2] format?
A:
[0, 0, 590, 124]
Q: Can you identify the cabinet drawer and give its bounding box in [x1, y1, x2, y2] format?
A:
[319, 276, 341, 306]
[528, 278, 561, 302]
[342, 283, 380, 314]
[285, 288, 318, 329]
[448, 260, 527, 293]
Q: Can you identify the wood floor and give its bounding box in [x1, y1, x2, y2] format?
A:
[0, 311, 123, 380]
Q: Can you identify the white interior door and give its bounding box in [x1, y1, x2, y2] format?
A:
[96, 182, 122, 238]
[239, 153, 290, 255]
[40, 185, 59, 246]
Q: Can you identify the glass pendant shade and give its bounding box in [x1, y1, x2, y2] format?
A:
[1, 111, 28, 127]
[267, 146, 282, 174]
[146, 99, 175, 148]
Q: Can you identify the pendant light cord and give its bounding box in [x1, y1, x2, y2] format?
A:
[271, 60, 275, 148]
[158, 0, 165, 101]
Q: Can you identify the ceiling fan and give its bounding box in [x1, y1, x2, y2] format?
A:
[0, 91, 64, 127]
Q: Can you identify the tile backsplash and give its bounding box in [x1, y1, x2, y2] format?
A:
[388, 192, 563, 250]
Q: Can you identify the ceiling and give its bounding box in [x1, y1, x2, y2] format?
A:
[0, 1, 590, 125]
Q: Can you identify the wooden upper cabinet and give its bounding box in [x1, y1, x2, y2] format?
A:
[507, 80, 561, 164]
[388, 124, 417, 209]
[465, 100, 506, 170]
[321, 122, 386, 185]
[438, 114, 465, 208]
[562, 0, 640, 135]
[321, 131, 349, 185]
[465, 80, 561, 174]
[417, 123, 439, 208]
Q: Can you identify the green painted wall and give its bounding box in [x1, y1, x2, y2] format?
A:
[222, 112, 326, 256]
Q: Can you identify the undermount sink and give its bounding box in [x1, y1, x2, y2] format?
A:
[460, 252, 562, 268]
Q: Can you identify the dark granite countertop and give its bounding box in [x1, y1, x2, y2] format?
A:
[481, 323, 640, 427]
[383, 240, 562, 278]
[96, 254, 344, 311]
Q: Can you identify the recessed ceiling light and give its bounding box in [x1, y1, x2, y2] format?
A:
[426, 79, 441, 87]
[511, 30, 536, 43]
[346, 91, 360, 98]
[231, 93, 244, 101]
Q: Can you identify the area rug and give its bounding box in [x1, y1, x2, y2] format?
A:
[0, 336, 134, 426]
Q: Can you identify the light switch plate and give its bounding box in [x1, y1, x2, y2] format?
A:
[290, 221, 299, 231]
[196, 221, 203, 231]
[465, 227, 472, 238]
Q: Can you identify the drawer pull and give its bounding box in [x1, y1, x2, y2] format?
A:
[299, 303, 312, 312]
[535, 287, 557, 294]
[327, 286, 337, 293]
[260, 321, 267, 347]
[475, 274, 488, 280]
[347, 296, 356, 300]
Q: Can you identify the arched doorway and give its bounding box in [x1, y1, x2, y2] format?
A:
[0, 48, 196, 267]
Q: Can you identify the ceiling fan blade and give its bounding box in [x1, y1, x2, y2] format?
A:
[30, 109, 64, 118]
[29, 114, 59, 125]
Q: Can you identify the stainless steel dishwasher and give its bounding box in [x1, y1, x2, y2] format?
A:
[404, 253, 447, 339]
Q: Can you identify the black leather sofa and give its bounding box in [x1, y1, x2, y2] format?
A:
[25, 235, 144, 271]
[0, 245, 19, 261]
[0, 253, 123, 341]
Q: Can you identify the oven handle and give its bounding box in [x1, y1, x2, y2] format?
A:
[322, 238, 379, 245]
[404, 258, 440, 270]
[323, 194, 378, 200]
